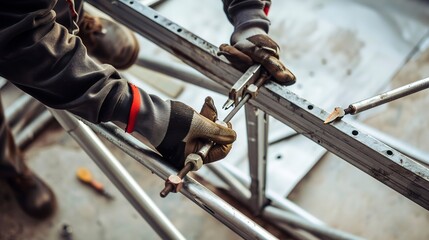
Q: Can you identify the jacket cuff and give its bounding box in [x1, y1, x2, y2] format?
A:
[112, 83, 171, 147]
[125, 83, 141, 133]
[230, 8, 270, 44]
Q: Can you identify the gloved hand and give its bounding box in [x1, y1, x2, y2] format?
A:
[218, 32, 296, 86]
[119, 84, 236, 169]
[155, 97, 236, 169]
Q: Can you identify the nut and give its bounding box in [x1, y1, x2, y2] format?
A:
[184, 153, 203, 171]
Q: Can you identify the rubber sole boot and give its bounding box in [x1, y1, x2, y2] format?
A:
[78, 13, 140, 70]
[7, 170, 56, 219]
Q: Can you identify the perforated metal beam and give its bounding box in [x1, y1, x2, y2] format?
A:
[87, 0, 429, 210]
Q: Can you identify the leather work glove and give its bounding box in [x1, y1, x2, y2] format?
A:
[218, 33, 296, 86]
[155, 97, 236, 169]
[120, 84, 236, 169]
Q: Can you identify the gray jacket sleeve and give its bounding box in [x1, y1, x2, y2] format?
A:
[222, 0, 272, 43]
[0, 0, 170, 146]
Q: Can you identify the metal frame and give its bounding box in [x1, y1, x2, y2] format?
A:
[41, 0, 429, 239]
[73, 113, 361, 240]
[51, 110, 278, 240]
[86, 0, 429, 210]
[49, 110, 186, 240]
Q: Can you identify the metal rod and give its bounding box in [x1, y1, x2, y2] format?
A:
[263, 207, 364, 240]
[350, 77, 429, 114]
[206, 164, 251, 200]
[136, 56, 227, 95]
[8, 96, 42, 134]
[49, 110, 185, 240]
[205, 164, 322, 239]
[276, 225, 315, 240]
[219, 161, 326, 226]
[80, 120, 278, 240]
[5, 94, 33, 125]
[225, 94, 250, 122]
[16, 110, 53, 148]
[215, 164, 353, 240]
[207, 163, 361, 239]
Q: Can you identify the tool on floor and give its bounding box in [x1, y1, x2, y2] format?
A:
[160, 64, 268, 198]
[76, 167, 114, 200]
[324, 76, 429, 124]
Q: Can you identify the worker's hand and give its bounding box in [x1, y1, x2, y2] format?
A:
[218, 33, 296, 86]
[156, 97, 236, 169]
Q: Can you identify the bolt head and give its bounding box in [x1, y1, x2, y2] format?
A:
[166, 175, 183, 192]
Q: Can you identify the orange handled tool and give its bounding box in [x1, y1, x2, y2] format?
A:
[76, 167, 114, 200]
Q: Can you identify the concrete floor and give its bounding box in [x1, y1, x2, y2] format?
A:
[1, 0, 429, 239]
[289, 47, 429, 240]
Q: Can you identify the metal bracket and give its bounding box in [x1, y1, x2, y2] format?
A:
[222, 64, 262, 109]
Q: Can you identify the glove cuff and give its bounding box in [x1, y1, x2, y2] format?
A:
[155, 101, 194, 168]
[231, 27, 267, 45]
[229, 7, 270, 44]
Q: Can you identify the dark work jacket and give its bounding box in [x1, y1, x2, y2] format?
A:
[0, 0, 270, 147]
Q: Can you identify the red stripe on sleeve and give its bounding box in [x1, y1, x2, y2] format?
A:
[263, 5, 270, 16]
[126, 83, 141, 133]
[66, 0, 78, 18]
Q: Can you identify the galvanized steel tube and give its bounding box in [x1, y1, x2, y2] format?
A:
[78, 119, 278, 240]
[49, 110, 186, 240]
[350, 77, 429, 114]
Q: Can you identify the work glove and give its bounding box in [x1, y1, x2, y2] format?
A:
[218, 31, 296, 86]
[121, 84, 236, 169]
[155, 97, 236, 169]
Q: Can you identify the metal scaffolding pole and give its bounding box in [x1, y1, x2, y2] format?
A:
[245, 105, 269, 215]
[79, 119, 361, 239]
[136, 56, 226, 95]
[49, 110, 185, 240]
[263, 207, 364, 240]
[79, 119, 278, 240]
[86, 0, 429, 210]
[218, 161, 325, 226]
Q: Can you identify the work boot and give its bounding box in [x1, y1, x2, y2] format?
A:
[7, 169, 56, 219]
[78, 13, 140, 70]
